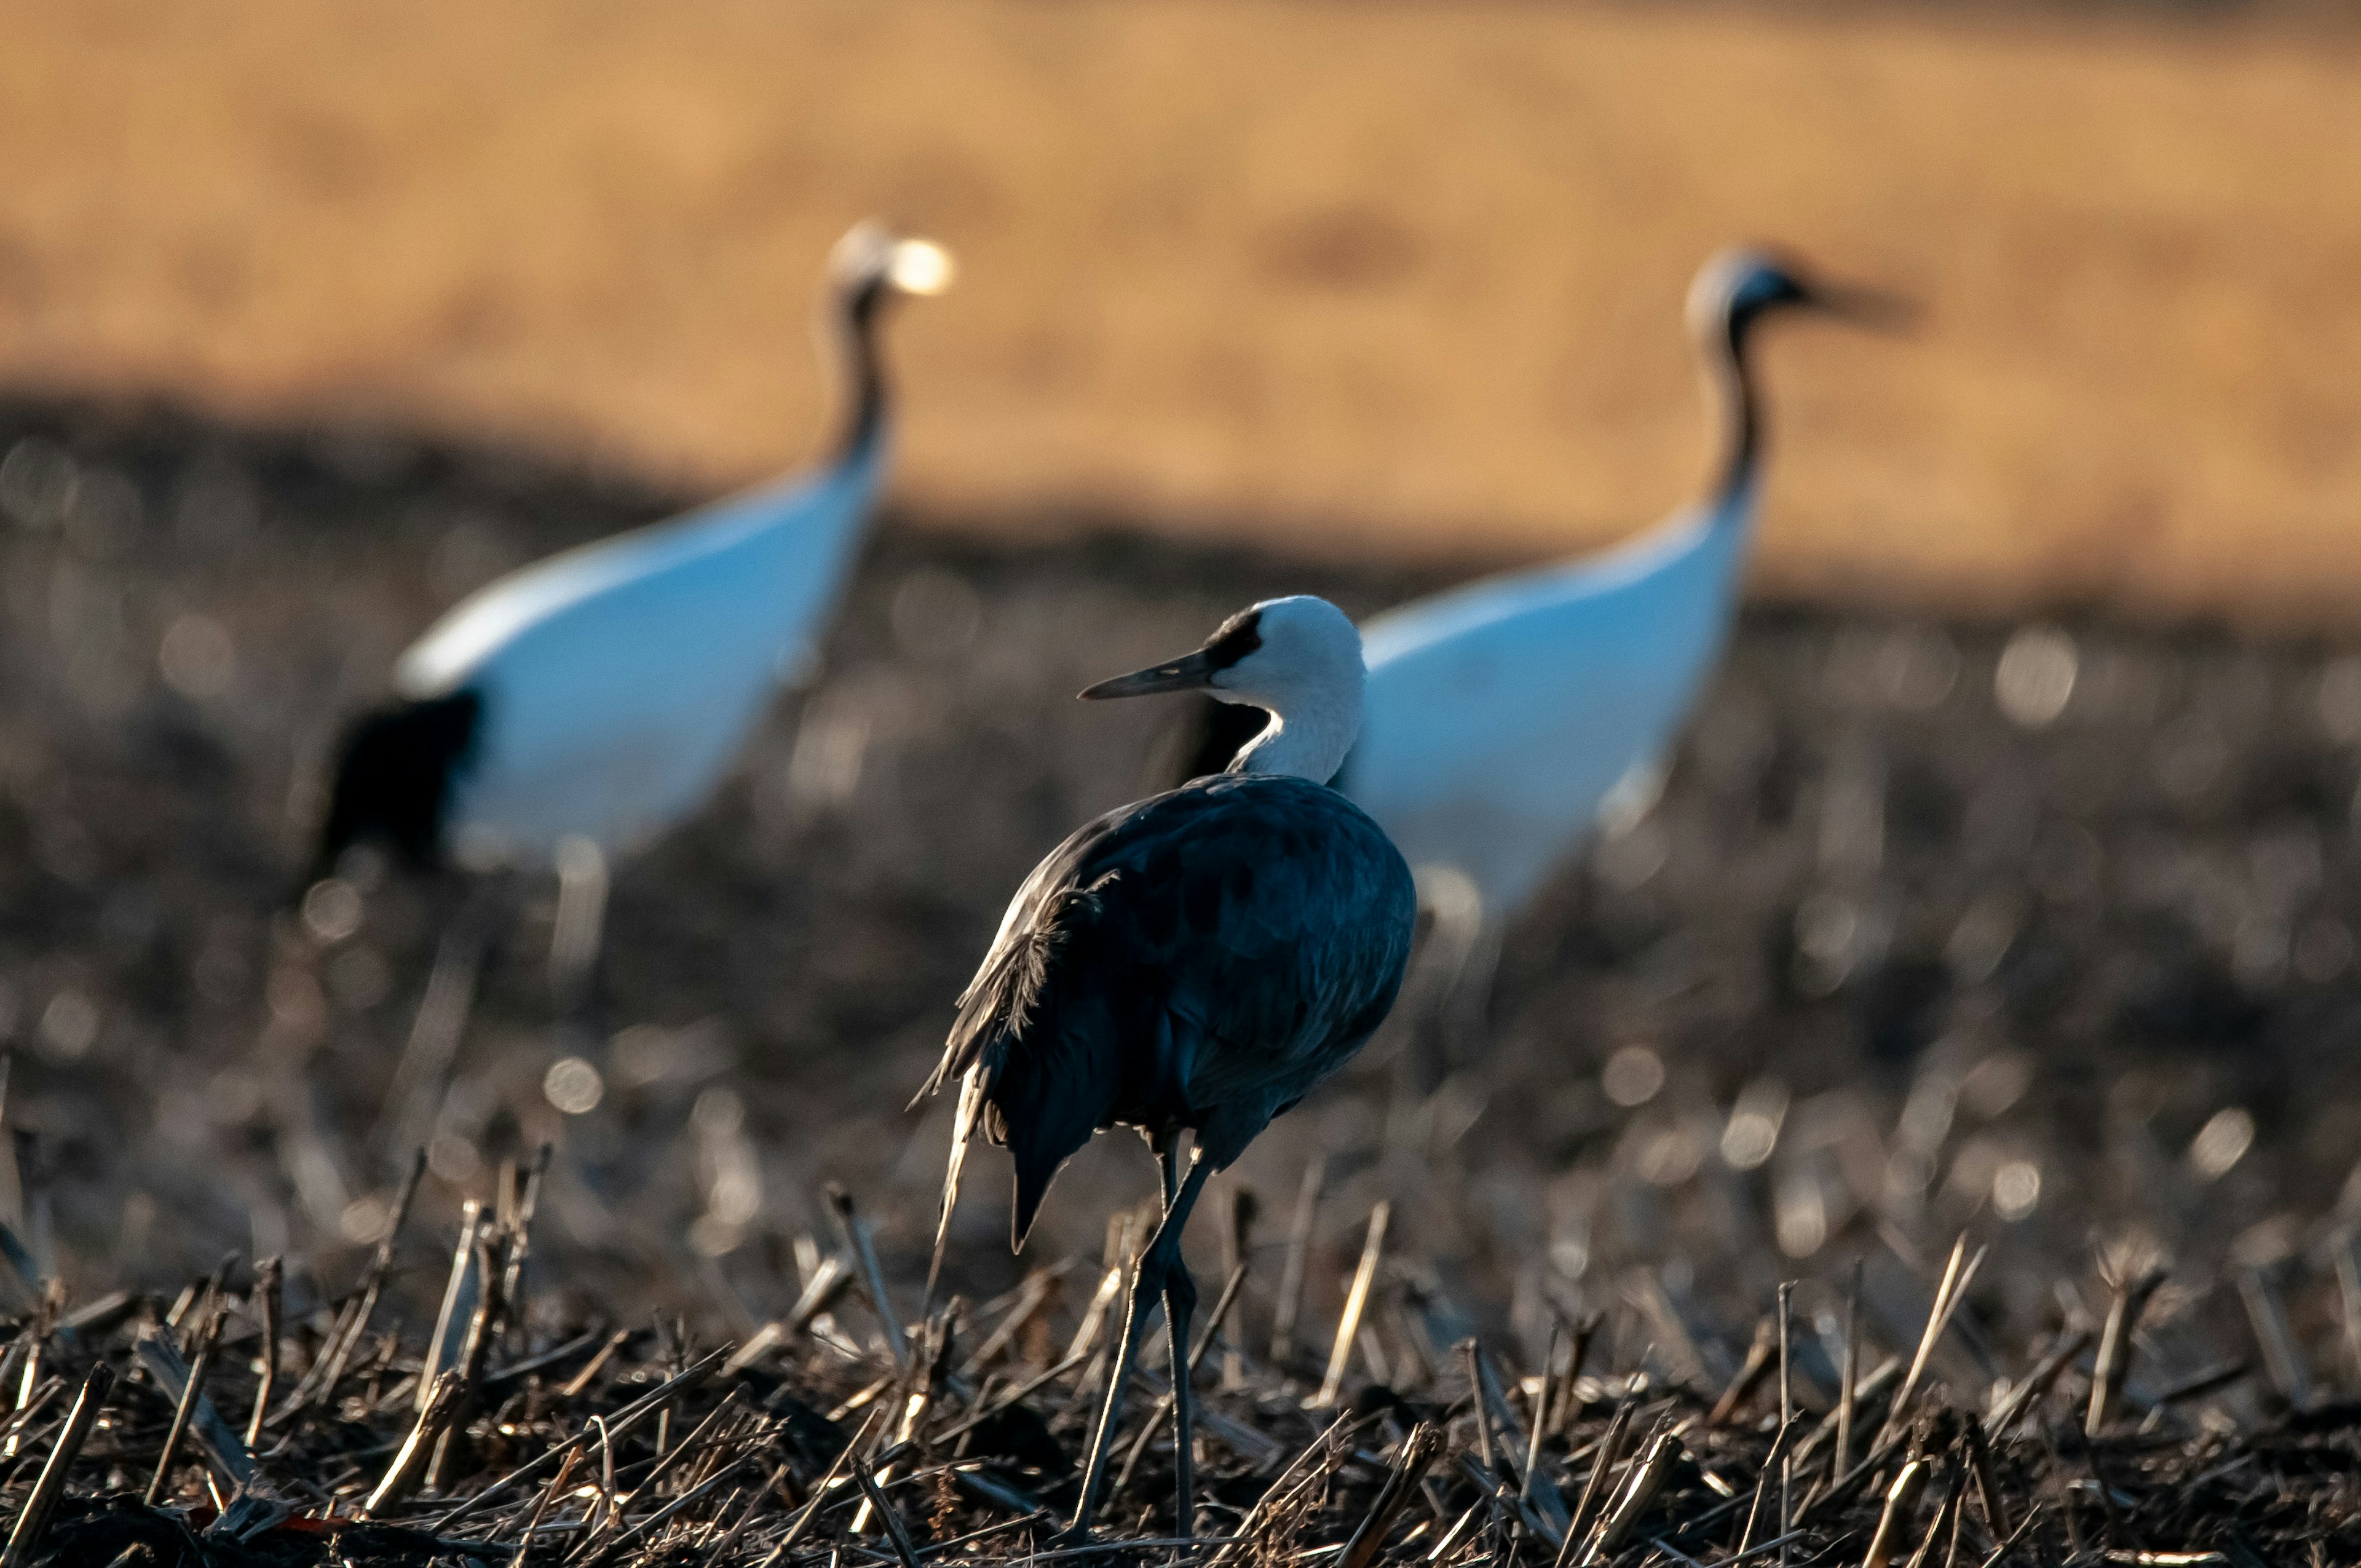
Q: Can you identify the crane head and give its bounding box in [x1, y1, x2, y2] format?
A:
[1078, 598, 1366, 780]
[1689, 247, 1916, 347]
[1078, 596, 1362, 708]
[831, 221, 956, 320]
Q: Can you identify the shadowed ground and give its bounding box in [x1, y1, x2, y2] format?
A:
[6, 397, 2361, 1429]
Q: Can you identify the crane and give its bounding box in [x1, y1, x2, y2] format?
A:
[1178, 249, 1902, 1056]
[311, 221, 951, 1000]
[917, 596, 1417, 1540]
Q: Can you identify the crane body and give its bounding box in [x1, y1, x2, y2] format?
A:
[1176, 250, 1898, 963]
[920, 596, 1415, 1542]
[394, 441, 885, 861]
[314, 223, 949, 879]
[1351, 478, 1754, 915]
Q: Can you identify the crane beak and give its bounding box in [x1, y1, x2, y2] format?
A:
[1078, 649, 1218, 701]
[1804, 279, 1919, 331]
[887, 239, 956, 297]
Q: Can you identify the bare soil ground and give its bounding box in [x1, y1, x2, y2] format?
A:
[5, 398, 2361, 1561]
[4, 1, 2361, 625]
[4, 394, 2361, 1558]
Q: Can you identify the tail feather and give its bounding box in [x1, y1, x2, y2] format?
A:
[925, 1064, 989, 1302]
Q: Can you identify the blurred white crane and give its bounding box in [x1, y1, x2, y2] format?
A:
[312, 221, 950, 1027]
[1182, 248, 1904, 1057]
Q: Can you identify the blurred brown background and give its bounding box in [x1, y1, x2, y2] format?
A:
[5, 0, 2359, 625]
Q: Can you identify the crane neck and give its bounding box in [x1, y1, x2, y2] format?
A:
[1228, 678, 1362, 785]
[828, 288, 892, 467]
[1698, 314, 1764, 521]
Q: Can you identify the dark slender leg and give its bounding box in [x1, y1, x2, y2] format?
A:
[1069, 1155, 1211, 1540]
[1158, 1141, 1201, 1542]
[1404, 871, 1490, 1094]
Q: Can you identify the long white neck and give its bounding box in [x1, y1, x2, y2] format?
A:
[1696, 313, 1764, 525]
[1228, 683, 1360, 784]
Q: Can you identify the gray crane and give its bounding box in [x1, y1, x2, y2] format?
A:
[917, 595, 1418, 1540]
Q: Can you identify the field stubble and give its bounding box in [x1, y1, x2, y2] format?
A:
[0, 397, 2360, 1555]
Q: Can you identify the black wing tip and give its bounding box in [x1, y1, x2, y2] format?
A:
[313, 687, 485, 876]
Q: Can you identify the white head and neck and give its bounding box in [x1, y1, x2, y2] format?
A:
[1080, 596, 1365, 785]
[825, 221, 956, 465]
[1684, 247, 1908, 521]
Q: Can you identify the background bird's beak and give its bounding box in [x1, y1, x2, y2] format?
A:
[887, 239, 956, 296]
[1078, 647, 1219, 700]
[1804, 278, 1919, 331]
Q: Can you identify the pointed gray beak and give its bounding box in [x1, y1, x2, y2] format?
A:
[1078, 648, 1219, 701]
[1805, 279, 1920, 332]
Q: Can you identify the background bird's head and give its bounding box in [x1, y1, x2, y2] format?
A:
[1688, 246, 1914, 352]
[829, 220, 956, 325]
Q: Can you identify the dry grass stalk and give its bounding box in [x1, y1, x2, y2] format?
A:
[1271, 1158, 1326, 1366]
[1961, 1412, 2011, 1542]
[1063, 1262, 1128, 1379]
[1316, 1201, 1391, 1409]
[759, 1406, 886, 1566]
[1777, 1280, 1795, 1560]
[960, 1263, 1067, 1379]
[1553, 1314, 1602, 1439]
[494, 1142, 552, 1338]
[2086, 1268, 2167, 1437]
[1861, 1457, 1930, 1568]
[241, 1256, 281, 1450]
[1341, 1423, 1444, 1568]
[282, 1147, 427, 1423]
[1582, 1430, 1682, 1564]
[560, 1328, 631, 1398]
[1985, 1330, 2092, 1436]
[1838, 1261, 1863, 1476]
[1710, 1320, 1779, 1428]
[1524, 1320, 1563, 1502]
[1738, 1419, 1800, 1559]
[132, 1321, 254, 1494]
[142, 1305, 223, 1507]
[1206, 1411, 1360, 1568]
[425, 1345, 726, 1531]
[1900, 1476, 1958, 1568]
[831, 1183, 909, 1369]
[510, 1441, 581, 1557]
[0, 1363, 111, 1568]
[1221, 1187, 1259, 1391]
[1878, 1239, 1987, 1453]
[1468, 1339, 1532, 1487]
[363, 1368, 466, 1516]
[850, 1454, 923, 1568]
[1555, 1396, 1634, 1568]
[2235, 1266, 2311, 1409]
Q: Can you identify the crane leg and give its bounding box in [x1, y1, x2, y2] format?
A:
[1436, 911, 1502, 1072]
[547, 834, 609, 1026]
[1407, 868, 1492, 1091]
[1157, 1139, 1201, 1542]
[1069, 1153, 1211, 1541]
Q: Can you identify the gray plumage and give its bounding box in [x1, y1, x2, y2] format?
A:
[917, 593, 1409, 1541]
[922, 769, 1415, 1252]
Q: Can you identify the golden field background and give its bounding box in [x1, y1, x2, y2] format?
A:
[3, 0, 2359, 625]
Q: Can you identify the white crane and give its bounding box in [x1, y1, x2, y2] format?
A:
[1184, 249, 1902, 1048]
[313, 221, 949, 1023]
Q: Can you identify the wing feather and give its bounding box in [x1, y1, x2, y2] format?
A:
[915, 774, 1415, 1254]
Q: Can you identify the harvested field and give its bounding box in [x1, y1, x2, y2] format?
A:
[4, 398, 2361, 1559]
[7, 1240, 2360, 1565]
